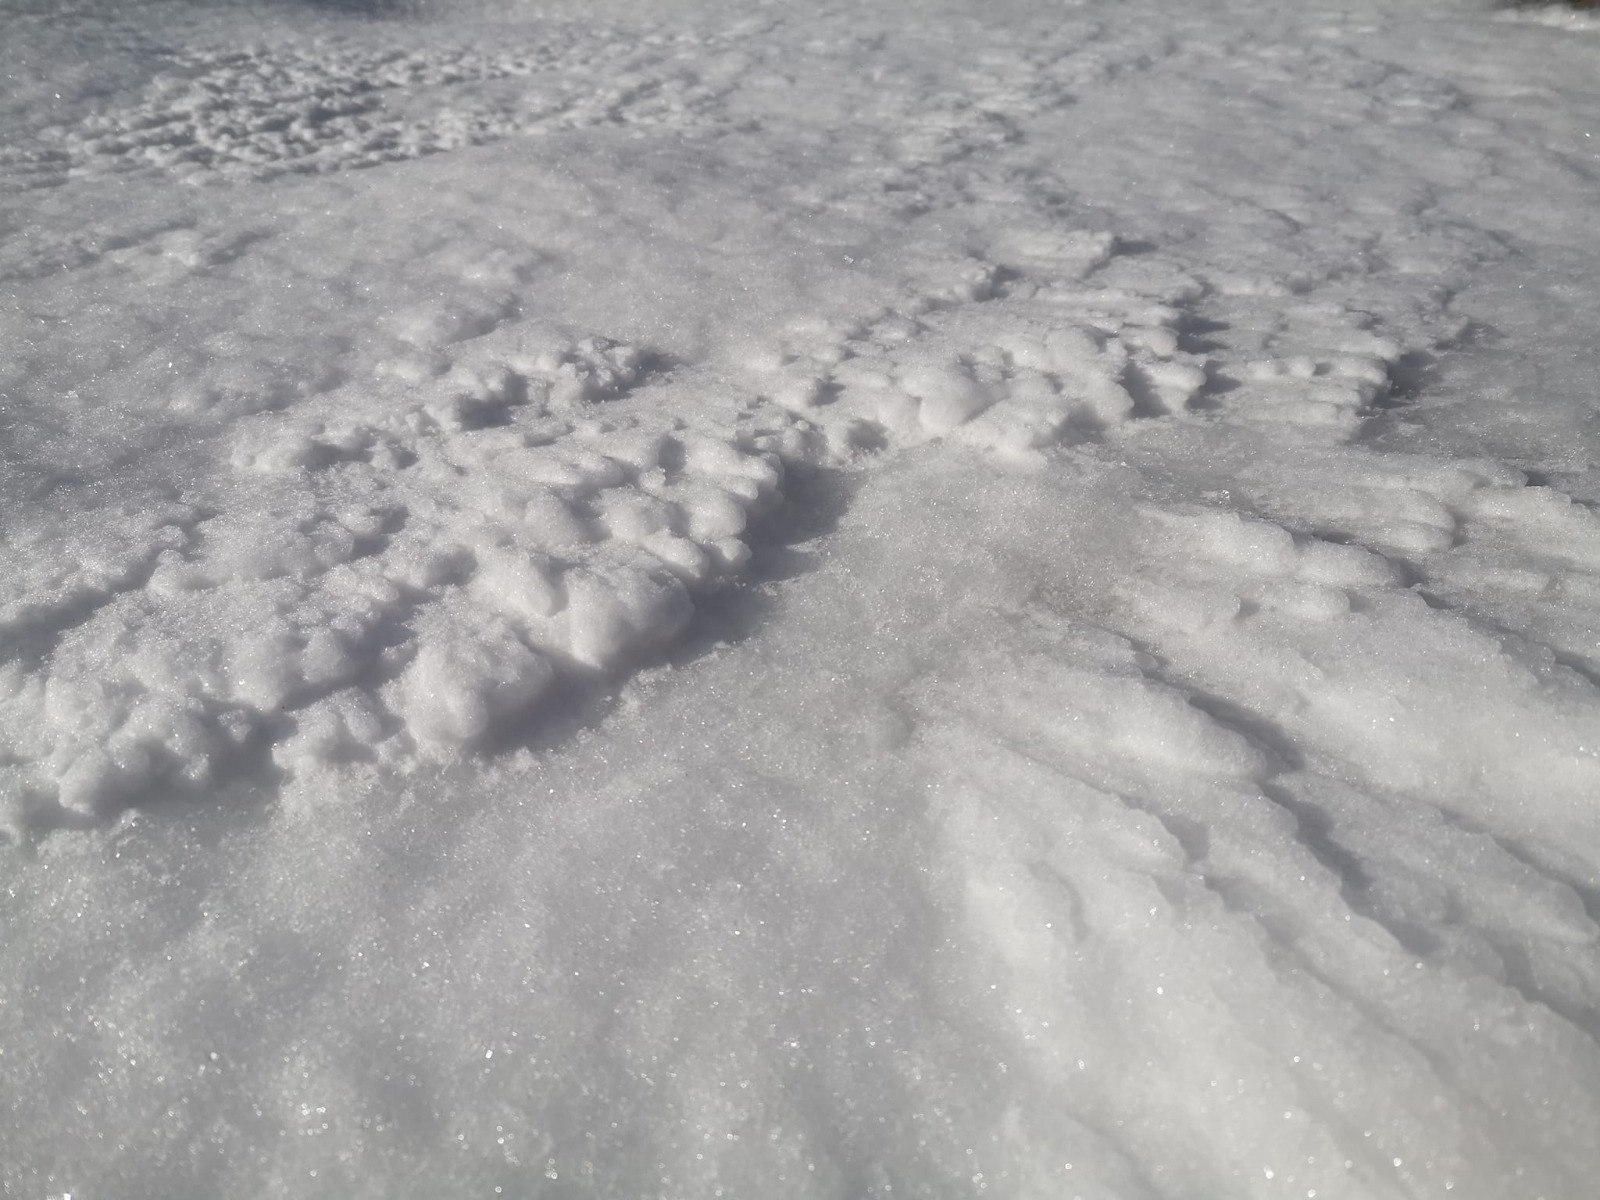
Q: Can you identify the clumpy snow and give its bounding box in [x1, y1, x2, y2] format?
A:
[2, 0, 1599, 1195]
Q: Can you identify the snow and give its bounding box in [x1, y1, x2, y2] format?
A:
[2, 0, 1599, 1195]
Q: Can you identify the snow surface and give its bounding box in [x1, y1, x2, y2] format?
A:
[3, 0, 1600, 1195]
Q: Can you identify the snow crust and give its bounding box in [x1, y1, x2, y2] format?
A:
[2, 0, 1599, 1195]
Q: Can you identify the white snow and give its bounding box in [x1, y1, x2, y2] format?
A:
[3, 0, 1600, 1195]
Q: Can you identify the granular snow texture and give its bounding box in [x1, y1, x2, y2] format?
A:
[2, 0, 1599, 1197]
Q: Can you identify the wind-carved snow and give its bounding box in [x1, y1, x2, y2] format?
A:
[1121, 501, 1600, 812]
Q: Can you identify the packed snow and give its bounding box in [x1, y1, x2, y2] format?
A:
[2, 0, 1599, 1195]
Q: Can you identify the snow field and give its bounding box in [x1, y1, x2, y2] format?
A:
[4, 0, 1600, 1196]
